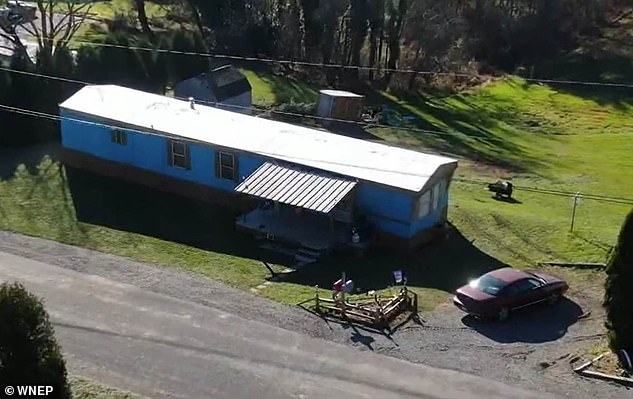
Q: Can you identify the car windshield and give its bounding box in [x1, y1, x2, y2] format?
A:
[469, 275, 508, 296]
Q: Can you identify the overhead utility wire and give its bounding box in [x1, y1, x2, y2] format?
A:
[4, 65, 630, 149]
[0, 65, 477, 138]
[33, 37, 633, 89]
[453, 178, 633, 205]
[1, 102, 632, 206]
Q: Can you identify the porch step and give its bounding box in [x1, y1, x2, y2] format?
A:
[297, 247, 322, 258]
[258, 242, 298, 257]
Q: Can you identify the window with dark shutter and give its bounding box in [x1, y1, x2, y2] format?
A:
[168, 140, 190, 169]
[111, 129, 127, 145]
[218, 151, 235, 180]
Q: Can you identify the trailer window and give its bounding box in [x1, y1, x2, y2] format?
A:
[417, 191, 431, 219]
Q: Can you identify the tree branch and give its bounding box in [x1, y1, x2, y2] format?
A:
[58, 3, 92, 46]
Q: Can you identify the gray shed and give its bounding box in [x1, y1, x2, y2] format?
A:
[316, 90, 364, 127]
[174, 65, 252, 115]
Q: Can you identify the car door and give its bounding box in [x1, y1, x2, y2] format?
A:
[506, 278, 544, 310]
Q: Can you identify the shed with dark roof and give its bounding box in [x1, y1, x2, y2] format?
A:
[174, 65, 252, 115]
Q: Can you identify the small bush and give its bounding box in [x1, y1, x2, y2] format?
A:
[0, 282, 71, 398]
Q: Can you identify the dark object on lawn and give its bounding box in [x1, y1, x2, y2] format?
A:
[617, 349, 633, 371]
[488, 180, 513, 199]
[453, 267, 569, 321]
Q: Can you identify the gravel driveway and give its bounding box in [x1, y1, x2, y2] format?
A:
[0, 230, 629, 399]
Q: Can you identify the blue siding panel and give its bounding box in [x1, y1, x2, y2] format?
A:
[238, 155, 266, 181]
[355, 184, 413, 237]
[60, 111, 267, 192]
[409, 184, 451, 236]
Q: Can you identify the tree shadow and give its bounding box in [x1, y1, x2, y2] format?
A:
[64, 167, 290, 265]
[529, 11, 633, 107]
[461, 297, 584, 344]
[257, 72, 319, 104]
[535, 52, 633, 108]
[64, 167, 514, 301]
[363, 89, 551, 173]
[281, 223, 510, 295]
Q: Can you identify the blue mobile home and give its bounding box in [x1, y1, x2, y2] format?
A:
[59, 85, 458, 251]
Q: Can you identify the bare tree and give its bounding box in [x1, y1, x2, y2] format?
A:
[133, 0, 155, 43]
[0, 0, 92, 69]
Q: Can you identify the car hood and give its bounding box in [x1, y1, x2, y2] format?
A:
[455, 285, 496, 302]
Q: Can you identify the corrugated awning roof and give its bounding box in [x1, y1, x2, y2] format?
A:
[235, 162, 357, 213]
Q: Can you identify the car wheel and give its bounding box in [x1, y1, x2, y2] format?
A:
[497, 307, 509, 321]
[547, 293, 561, 305]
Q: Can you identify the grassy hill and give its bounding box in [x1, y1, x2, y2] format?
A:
[370, 77, 633, 262]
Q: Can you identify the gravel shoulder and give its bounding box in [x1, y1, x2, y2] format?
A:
[0, 230, 629, 399]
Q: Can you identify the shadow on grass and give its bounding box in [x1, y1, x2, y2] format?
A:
[65, 167, 513, 299]
[281, 224, 511, 295]
[363, 87, 551, 173]
[259, 72, 319, 104]
[65, 167, 287, 265]
[461, 297, 584, 343]
[491, 196, 523, 205]
[536, 52, 633, 108]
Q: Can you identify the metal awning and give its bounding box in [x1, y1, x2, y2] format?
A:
[235, 162, 357, 213]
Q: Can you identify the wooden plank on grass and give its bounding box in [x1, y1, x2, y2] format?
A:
[578, 370, 633, 386]
[573, 353, 607, 373]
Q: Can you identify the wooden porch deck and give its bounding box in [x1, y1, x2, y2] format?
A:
[235, 207, 350, 251]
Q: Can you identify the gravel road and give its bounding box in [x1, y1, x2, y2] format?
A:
[0, 230, 629, 399]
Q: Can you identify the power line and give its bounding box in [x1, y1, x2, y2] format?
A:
[31, 36, 633, 89]
[0, 102, 452, 179]
[453, 178, 633, 206]
[0, 65, 471, 139]
[3, 64, 630, 151]
[1, 101, 632, 206]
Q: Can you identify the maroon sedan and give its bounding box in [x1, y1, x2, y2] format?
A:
[453, 267, 569, 321]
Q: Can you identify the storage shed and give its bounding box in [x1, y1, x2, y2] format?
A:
[174, 65, 252, 115]
[59, 85, 458, 251]
[316, 90, 364, 127]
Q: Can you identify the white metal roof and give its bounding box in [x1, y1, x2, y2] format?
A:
[319, 89, 364, 98]
[59, 85, 457, 192]
[235, 162, 357, 213]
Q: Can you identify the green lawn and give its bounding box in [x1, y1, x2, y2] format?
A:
[366, 77, 632, 265]
[56, 0, 169, 21]
[0, 162, 286, 290]
[70, 376, 140, 399]
[57, 0, 184, 43]
[242, 69, 318, 106]
[1, 76, 631, 311]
